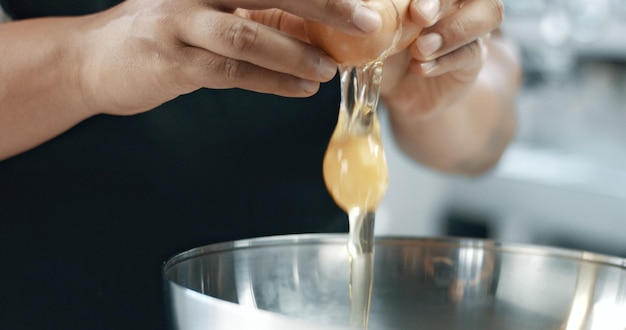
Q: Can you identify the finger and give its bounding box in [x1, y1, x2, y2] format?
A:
[213, 0, 383, 35]
[179, 11, 338, 83]
[182, 47, 323, 97]
[412, 0, 503, 61]
[410, 34, 489, 79]
[410, 0, 460, 27]
[247, 9, 309, 42]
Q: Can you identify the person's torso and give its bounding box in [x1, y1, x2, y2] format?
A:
[0, 1, 347, 327]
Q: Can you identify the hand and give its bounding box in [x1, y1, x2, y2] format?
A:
[78, 0, 384, 116]
[380, 0, 503, 117]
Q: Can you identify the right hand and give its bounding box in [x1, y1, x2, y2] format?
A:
[78, 0, 383, 116]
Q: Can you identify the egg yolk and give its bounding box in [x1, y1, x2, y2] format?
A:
[323, 130, 389, 213]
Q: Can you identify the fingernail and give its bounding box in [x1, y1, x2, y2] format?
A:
[299, 79, 319, 94]
[353, 5, 382, 33]
[319, 55, 338, 81]
[418, 0, 440, 23]
[420, 60, 437, 74]
[416, 33, 442, 58]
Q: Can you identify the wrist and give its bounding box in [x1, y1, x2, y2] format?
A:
[73, 12, 115, 118]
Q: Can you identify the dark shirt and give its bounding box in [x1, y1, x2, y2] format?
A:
[0, 1, 347, 329]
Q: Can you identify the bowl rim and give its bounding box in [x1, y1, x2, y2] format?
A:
[162, 234, 626, 278]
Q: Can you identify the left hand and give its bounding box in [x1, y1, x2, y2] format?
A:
[380, 0, 504, 117]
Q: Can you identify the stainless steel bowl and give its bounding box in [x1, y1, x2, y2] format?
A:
[163, 234, 626, 329]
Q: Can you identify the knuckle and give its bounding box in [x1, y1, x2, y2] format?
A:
[453, 40, 483, 69]
[222, 57, 243, 82]
[227, 21, 260, 52]
[456, 40, 487, 71]
[435, 18, 464, 54]
[465, 40, 481, 58]
[297, 52, 320, 79]
[446, 18, 466, 43]
[323, 0, 352, 20]
[490, 0, 505, 25]
[324, 0, 342, 14]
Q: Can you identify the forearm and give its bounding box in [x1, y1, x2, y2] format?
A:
[0, 0, 378, 161]
[386, 35, 521, 175]
[0, 16, 96, 160]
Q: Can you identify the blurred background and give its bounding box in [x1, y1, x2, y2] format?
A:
[376, 0, 626, 258]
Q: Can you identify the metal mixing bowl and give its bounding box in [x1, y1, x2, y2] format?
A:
[163, 234, 626, 329]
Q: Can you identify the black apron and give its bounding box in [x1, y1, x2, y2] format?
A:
[0, 1, 347, 328]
